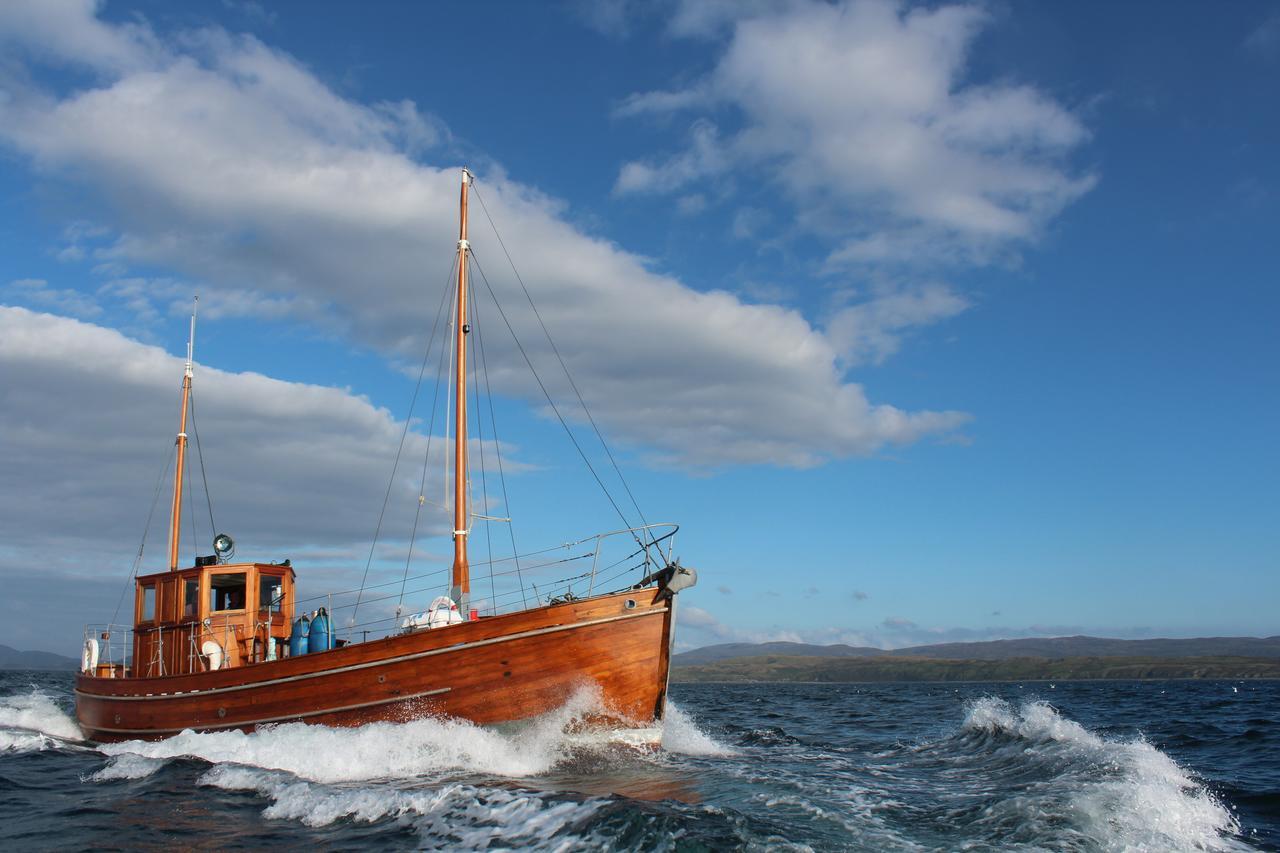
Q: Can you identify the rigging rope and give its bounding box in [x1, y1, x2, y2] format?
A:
[470, 273, 529, 609]
[188, 386, 218, 543]
[471, 185, 651, 534]
[186, 435, 198, 566]
[110, 442, 176, 627]
[469, 248, 642, 545]
[398, 257, 458, 611]
[351, 254, 459, 630]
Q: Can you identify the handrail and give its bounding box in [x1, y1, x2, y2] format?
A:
[87, 523, 680, 659]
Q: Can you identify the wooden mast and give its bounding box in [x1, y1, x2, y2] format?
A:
[167, 299, 197, 571]
[450, 169, 472, 614]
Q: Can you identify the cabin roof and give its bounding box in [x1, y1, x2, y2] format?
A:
[135, 562, 296, 584]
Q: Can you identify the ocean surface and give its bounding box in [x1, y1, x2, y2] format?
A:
[1, 672, 1276, 851]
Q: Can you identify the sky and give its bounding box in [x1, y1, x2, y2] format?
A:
[0, 0, 1276, 654]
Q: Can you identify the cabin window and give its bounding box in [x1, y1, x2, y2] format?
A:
[258, 575, 284, 614]
[210, 573, 247, 612]
[140, 584, 156, 622]
[183, 578, 199, 619]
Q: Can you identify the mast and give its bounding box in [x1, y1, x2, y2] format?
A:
[167, 298, 197, 572]
[450, 168, 472, 614]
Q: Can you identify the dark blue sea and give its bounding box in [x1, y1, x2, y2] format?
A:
[1, 672, 1276, 850]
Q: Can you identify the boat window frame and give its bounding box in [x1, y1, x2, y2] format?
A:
[209, 570, 249, 614]
[138, 582, 157, 625]
[181, 574, 201, 622]
[257, 571, 286, 616]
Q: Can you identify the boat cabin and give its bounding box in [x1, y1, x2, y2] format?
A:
[130, 562, 296, 677]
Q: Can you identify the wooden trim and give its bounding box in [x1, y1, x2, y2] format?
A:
[85, 686, 452, 735]
[77, 606, 667, 701]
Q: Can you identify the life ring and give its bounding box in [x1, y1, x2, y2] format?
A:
[82, 638, 99, 674]
[201, 640, 225, 672]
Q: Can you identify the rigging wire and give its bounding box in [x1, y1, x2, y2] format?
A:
[188, 385, 218, 542]
[186, 432, 198, 566]
[469, 248, 642, 545]
[468, 288, 499, 614]
[351, 254, 460, 630]
[398, 256, 459, 611]
[470, 269, 529, 609]
[110, 442, 176, 627]
[471, 185, 651, 534]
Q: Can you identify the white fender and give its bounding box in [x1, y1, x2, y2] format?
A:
[82, 638, 99, 674]
[201, 640, 225, 672]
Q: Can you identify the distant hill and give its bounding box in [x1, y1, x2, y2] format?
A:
[673, 641, 883, 666]
[888, 635, 1280, 660]
[673, 635, 1280, 667]
[671, 654, 1280, 683]
[0, 644, 78, 671]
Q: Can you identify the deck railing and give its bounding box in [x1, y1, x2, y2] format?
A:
[82, 523, 679, 672]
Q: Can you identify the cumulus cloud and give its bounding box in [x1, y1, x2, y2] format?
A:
[0, 307, 530, 644]
[616, 0, 1095, 267]
[0, 1, 966, 469]
[826, 283, 969, 366]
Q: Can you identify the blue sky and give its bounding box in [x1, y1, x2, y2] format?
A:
[0, 0, 1276, 653]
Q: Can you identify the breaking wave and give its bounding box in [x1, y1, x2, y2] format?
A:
[97, 686, 645, 783]
[957, 697, 1249, 852]
[0, 689, 83, 751]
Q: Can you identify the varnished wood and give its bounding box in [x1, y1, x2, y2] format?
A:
[77, 587, 673, 742]
[452, 167, 472, 606]
[166, 363, 191, 571]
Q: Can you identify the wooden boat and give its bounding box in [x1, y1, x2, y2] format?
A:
[74, 169, 696, 743]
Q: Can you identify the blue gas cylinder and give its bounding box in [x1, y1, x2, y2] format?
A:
[308, 608, 332, 653]
[289, 615, 310, 657]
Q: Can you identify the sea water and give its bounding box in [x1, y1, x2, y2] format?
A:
[1, 671, 1276, 850]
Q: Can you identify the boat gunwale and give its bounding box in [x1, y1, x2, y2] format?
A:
[76, 592, 667, 700]
[80, 687, 455, 736]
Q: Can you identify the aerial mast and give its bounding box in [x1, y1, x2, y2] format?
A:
[167, 298, 197, 571]
[450, 169, 473, 615]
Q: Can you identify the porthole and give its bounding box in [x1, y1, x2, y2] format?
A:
[624, 599, 637, 610]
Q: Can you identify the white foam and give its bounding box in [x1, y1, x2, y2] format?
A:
[0, 729, 56, 752]
[200, 764, 605, 841]
[99, 685, 638, 784]
[0, 690, 83, 741]
[661, 702, 734, 756]
[964, 696, 1103, 748]
[90, 753, 167, 781]
[962, 698, 1247, 851]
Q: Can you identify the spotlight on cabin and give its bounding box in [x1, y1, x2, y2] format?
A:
[212, 533, 235, 563]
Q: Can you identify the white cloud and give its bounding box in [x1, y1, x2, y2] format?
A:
[0, 306, 465, 553]
[0, 2, 967, 468]
[0, 306, 538, 644]
[616, 0, 1095, 266]
[0, 0, 159, 73]
[4, 276, 102, 318]
[826, 283, 968, 366]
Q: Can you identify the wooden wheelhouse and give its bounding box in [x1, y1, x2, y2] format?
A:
[130, 562, 295, 677]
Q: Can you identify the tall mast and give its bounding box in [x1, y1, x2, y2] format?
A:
[450, 168, 472, 614]
[167, 298, 197, 572]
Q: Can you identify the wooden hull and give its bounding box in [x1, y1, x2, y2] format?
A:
[76, 588, 675, 743]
